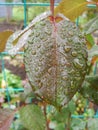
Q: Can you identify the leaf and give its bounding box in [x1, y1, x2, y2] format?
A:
[85, 34, 95, 50]
[7, 30, 31, 55]
[0, 108, 15, 130]
[88, 118, 98, 130]
[19, 105, 46, 130]
[68, 100, 76, 114]
[5, 31, 21, 51]
[7, 11, 51, 54]
[86, 108, 95, 117]
[85, 74, 98, 90]
[88, 45, 98, 62]
[71, 118, 86, 130]
[0, 30, 13, 52]
[54, 0, 88, 21]
[12, 119, 28, 130]
[24, 15, 87, 107]
[92, 0, 98, 2]
[79, 79, 98, 104]
[54, 123, 65, 130]
[52, 107, 70, 123]
[84, 16, 98, 34]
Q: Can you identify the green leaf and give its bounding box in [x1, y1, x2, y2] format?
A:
[54, 123, 65, 130]
[85, 34, 95, 49]
[88, 119, 98, 130]
[79, 79, 98, 104]
[52, 107, 70, 123]
[68, 100, 76, 114]
[13, 119, 28, 130]
[84, 16, 98, 34]
[85, 75, 98, 90]
[86, 108, 95, 117]
[71, 118, 86, 130]
[19, 105, 46, 130]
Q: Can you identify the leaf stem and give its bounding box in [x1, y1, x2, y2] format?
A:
[85, 122, 89, 130]
[43, 104, 50, 130]
[66, 112, 71, 130]
[50, 0, 55, 17]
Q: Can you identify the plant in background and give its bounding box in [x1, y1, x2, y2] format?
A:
[0, 69, 23, 89]
[0, 0, 98, 130]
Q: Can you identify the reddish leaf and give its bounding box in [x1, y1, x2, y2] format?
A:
[54, 0, 88, 21]
[0, 109, 15, 130]
[92, 0, 98, 2]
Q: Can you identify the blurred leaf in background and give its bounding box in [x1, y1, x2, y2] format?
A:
[54, 0, 88, 21]
[0, 31, 13, 52]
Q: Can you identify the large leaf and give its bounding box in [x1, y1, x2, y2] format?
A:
[24, 16, 87, 107]
[19, 105, 46, 130]
[84, 16, 98, 34]
[54, 0, 88, 21]
[0, 30, 13, 52]
[0, 108, 15, 130]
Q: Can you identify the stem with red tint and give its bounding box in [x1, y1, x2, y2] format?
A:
[50, 0, 55, 21]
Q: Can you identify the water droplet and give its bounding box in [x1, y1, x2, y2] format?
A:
[71, 81, 74, 86]
[35, 68, 39, 72]
[78, 33, 83, 38]
[45, 29, 51, 35]
[46, 83, 50, 87]
[37, 44, 41, 48]
[36, 32, 40, 37]
[38, 62, 42, 66]
[68, 31, 74, 36]
[71, 51, 77, 57]
[40, 21, 46, 26]
[31, 31, 34, 35]
[73, 59, 83, 69]
[48, 68, 52, 74]
[65, 62, 71, 67]
[28, 38, 33, 44]
[32, 50, 36, 55]
[62, 76, 68, 81]
[61, 34, 65, 39]
[68, 38, 72, 42]
[68, 69, 75, 74]
[40, 34, 44, 39]
[64, 46, 71, 52]
[40, 50, 44, 54]
[39, 82, 43, 88]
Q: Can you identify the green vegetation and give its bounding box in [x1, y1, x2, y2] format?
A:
[0, 69, 23, 89]
[12, 6, 49, 22]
